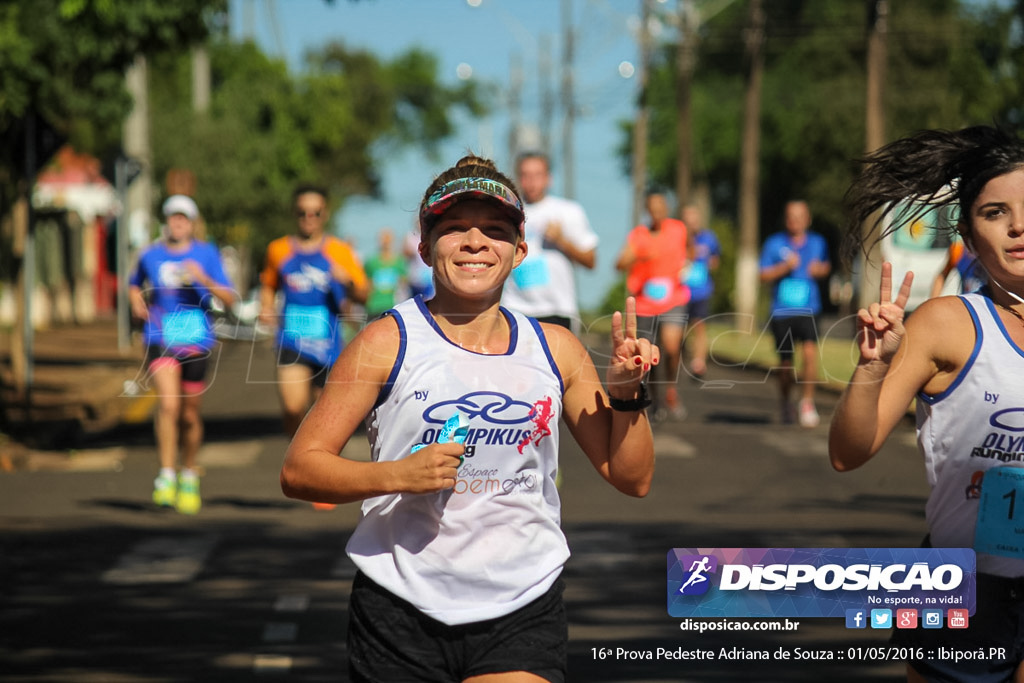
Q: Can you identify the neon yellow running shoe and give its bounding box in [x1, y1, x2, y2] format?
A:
[152, 473, 177, 507]
[175, 474, 201, 515]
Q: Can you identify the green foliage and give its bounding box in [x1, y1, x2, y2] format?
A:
[1, 0, 222, 148]
[597, 274, 628, 317]
[707, 215, 737, 315]
[605, 0, 1024, 312]
[0, 0, 224, 195]
[628, 0, 1022, 245]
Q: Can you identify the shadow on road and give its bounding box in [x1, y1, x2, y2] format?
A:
[3, 518, 908, 682]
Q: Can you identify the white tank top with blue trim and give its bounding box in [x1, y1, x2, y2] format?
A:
[346, 296, 568, 625]
[917, 292, 1024, 577]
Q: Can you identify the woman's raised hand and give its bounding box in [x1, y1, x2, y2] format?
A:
[607, 297, 659, 397]
[856, 262, 913, 364]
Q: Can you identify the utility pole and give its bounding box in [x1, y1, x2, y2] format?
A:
[735, 0, 765, 322]
[675, 0, 698, 213]
[192, 46, 211, 113]
[859, 0, 888, 309]
[561, 0, 576, 198]
[508, 51, 523, 165]
[14, 113, 38, 400]
[539, 34, 555, 156]
[118, 55, 152, 351]
[632, 0, 653, 228]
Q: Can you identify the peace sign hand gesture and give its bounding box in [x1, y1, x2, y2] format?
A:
[856, 262, 913, 364]
[607, 296, 660, 398]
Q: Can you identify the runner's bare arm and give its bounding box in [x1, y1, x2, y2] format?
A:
[550, 298, 655, 496]
[280, 317, 462, 503]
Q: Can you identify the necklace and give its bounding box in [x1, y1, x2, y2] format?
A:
[989, 277, 1024, 326]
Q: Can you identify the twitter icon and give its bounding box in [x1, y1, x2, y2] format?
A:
[870, 609, 892, 629]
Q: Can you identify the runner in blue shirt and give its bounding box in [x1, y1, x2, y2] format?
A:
[259, 185, 368, 438]
[681, 204, 720, 379]
[129, 195, 237, 514]
[758, 200, 831, 427]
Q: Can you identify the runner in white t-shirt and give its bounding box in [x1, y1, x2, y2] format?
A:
[501, 152, 598, 330]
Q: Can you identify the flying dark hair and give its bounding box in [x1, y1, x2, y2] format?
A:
[842, 125, 1024, 263]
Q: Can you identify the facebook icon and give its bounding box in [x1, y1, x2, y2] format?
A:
[845, 609, 866, 629]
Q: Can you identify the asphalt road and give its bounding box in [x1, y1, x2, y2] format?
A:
[0, 335, 929, 682]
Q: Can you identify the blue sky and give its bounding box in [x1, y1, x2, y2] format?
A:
[229, 0, 654, 309]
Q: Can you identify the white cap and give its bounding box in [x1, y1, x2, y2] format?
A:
[162, 195, 199, 220]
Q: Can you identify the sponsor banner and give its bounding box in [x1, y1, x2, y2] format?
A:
[667, 548, 976, 618]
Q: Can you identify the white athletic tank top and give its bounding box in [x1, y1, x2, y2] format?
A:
[346, 296, 569, 625]
[917, 292, 1024, 577]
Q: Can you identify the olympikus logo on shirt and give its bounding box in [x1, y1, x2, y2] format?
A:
[419, 391, 554, 452]
[423, 391, 534, 424]
[970, 435, 1024, 463]
[970, 408, 1024, 463]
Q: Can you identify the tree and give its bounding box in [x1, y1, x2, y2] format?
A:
[620, 0, 1021, 313]
[0, 0, 225, 196]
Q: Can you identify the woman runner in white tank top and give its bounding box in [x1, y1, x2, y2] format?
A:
[281, 155, 658, 683]
[832, 126, 1024, 683]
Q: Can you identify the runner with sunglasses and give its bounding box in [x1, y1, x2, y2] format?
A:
[259, 184, 368, 439]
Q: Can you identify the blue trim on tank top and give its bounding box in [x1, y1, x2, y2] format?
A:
[981, 294, 1024, 361]
[917, 294, 983, 405]
[529, 317, 564, 395]
[413, 295, 519, 356]
[372, 306, 408, 409]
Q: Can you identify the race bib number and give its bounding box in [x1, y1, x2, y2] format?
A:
[684, 261, 709, 288]
[373, 269, 400, 291]
[284, 304, 331, 340]
[162, 309, 208, 347]
[642, 277, 673, 303]
[512, 257, 550, 290]
[777, 278, 812, 308]
[974, 466, 1024, 559]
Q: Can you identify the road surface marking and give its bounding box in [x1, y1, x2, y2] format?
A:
[761, 430, 828, 457]
[102, 535, 218, 585]
[652, 432, 696, 458]
[198, 440, 262, 467]
[252, 654, 292, 674]
[262, 622, 298, 643]
[273, 594, 309, 612]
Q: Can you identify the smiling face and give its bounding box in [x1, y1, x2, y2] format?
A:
[963, 167, 1024, 287]
[420, 199, 527, 301]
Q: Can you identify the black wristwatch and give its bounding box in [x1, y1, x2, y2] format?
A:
[608, 383, 652, 412]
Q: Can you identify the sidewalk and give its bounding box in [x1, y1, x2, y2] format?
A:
[0, 318, 150, 456]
